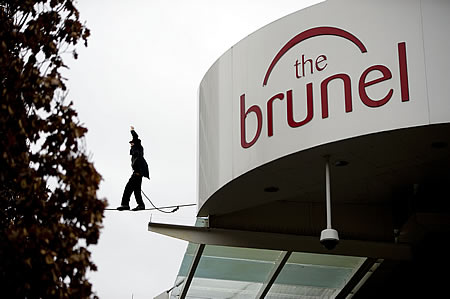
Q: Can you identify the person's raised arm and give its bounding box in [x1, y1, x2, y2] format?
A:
[130, 125, 139, 140]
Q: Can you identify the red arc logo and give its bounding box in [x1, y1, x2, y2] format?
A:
[262, 26, 368, 86]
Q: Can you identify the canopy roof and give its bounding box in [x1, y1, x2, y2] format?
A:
[169, 243, 373, 299]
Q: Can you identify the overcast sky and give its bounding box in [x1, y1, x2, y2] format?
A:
[65, 1, 322, 298]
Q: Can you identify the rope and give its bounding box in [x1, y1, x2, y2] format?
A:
[105, 189, 196, 213]
[104, 203, 196, 211]
[141, 190, 179, 213]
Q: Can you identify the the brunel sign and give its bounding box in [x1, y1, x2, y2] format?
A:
[240, 26, 410, 149]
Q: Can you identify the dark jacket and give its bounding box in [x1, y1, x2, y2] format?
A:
[130, 130, 149, 179]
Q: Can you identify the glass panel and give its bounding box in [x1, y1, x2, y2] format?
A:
[183, 278, 262, 298]
[171, 244, 365, 299]
[266, 252, 365, 299]
[171, 244, 283, 299]
[170, 243, 198, 299]
[176, 243, 199, 277]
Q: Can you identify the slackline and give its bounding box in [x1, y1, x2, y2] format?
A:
[105, 203, 196, 211]
[107, 187, 196, 213]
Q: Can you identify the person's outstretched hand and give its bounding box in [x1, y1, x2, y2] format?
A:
[130, 126, 134, 131]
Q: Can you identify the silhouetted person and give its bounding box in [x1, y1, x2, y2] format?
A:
[117, 126, 150, 211]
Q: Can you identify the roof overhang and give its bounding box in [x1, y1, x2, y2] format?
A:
[148, 221, 412, 260]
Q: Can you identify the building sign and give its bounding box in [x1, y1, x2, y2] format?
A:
[240, 26, 410, 149]
[198, 0, 450, 208]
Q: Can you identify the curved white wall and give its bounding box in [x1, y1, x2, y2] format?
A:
[198, 0, 450, 209]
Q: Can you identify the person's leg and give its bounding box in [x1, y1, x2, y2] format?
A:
[132, 174, 145, 207]
[120, 175, 134, 207]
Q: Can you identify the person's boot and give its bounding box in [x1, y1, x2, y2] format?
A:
[132, 205, 145, 211]
[117, 205, 130, 211]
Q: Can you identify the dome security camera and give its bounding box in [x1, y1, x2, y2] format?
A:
[320, 228, 339, 250]
[319, 156, 340, 250]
